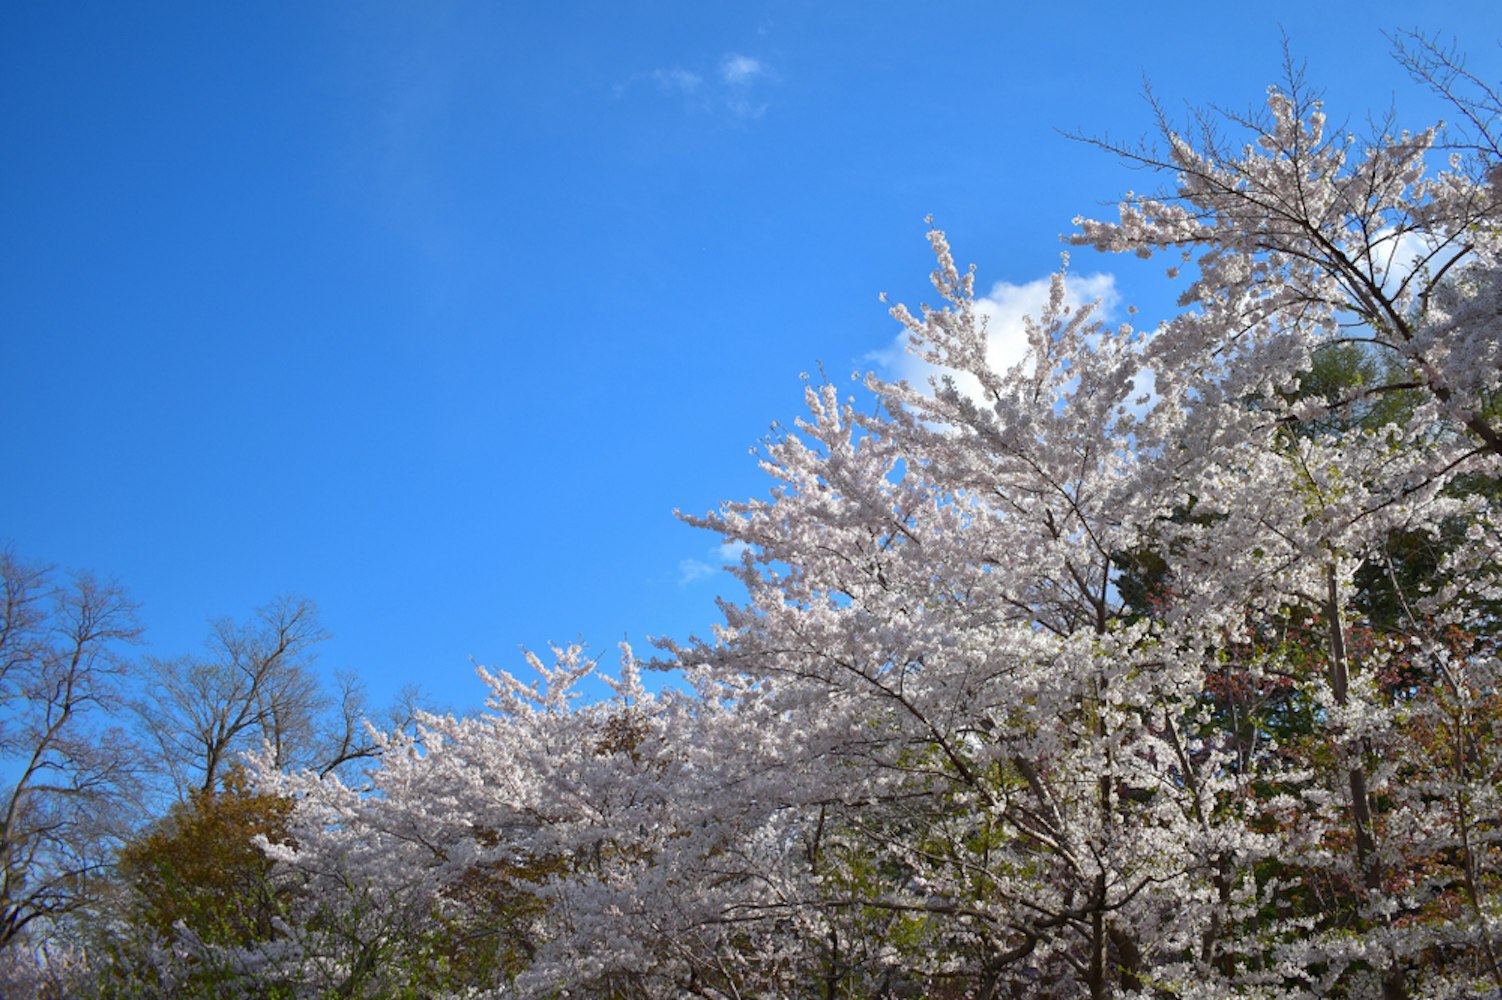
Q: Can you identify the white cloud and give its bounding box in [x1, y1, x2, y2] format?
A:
[652, 67, 702, 96]
[618, 54, 776, 120]
[678, 559, 716, 585]
[718, 54, 775, 118]
[678, 540, 752, 586]
[875, 272, 1119, 403]
[717, 540, 750, 561]
[719, 54, 765, 85]
[1372, 226, 1465, 299]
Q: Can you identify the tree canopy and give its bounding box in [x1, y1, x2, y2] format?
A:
[5, 33, 1502, 1000]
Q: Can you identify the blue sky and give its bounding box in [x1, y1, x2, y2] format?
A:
[4, 1, 1498, 715]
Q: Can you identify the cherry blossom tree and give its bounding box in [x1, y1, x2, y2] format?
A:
[1066, 51, 1502, 997]
[129, 45, 1502, 1000]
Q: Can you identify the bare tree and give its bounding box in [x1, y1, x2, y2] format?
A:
[0, 548, 141, 951]
[1390, 29, 1502, 161]
[137, 595, 331, 796]
[312, 672, 426, 779]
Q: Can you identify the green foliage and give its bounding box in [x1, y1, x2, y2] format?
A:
[114, 766, 294, 949]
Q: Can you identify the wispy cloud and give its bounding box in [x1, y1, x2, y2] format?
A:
[678, 540, 751, 586]
[652, 67, 702, 96]
[719, 54, 765, 85]
[719, 53, 775, 118]
[617, 52, 777, 120]
[677, 559, 717, 585]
